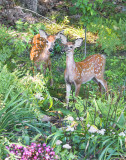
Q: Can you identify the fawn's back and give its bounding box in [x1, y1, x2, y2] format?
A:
[75, 54, 106, 84]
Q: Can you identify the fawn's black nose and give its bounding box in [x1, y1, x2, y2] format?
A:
[49, 48, 53, 52]
[62, 48, 66, 52]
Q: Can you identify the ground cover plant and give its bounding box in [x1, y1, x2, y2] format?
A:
[0, 0, 126, 159]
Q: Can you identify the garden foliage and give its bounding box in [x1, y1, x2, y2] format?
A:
[0, 2, 126, 159]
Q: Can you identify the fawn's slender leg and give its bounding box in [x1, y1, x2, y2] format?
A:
[98, 82, 102, 95]
[48, 59, 53, 86]
[96, 77, 108, 97]
[75, 83, 81, 97]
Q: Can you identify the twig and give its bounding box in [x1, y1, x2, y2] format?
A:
[14, 6, 56, 24]
[106, 103, 112, 129]
[12, 0, 15, 6]
[84, 26, 87, 57]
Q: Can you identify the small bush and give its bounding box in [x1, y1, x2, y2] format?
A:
[0, 25, 29, 68]
[0, 64, 18, 98]
[15, 20, 45, 35]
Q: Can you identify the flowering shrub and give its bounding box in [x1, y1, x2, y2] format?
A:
[6, 143, 57, 160]
[51, 112, 126, 160]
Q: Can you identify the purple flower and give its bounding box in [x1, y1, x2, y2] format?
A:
[50, 151, 55, 156]
[38, 150, 42, 153]
[29, 148, 34, 153]
[37, 144, 41, 147]
[36, 152, 39, 156]
[15, 144, 21, 149]
[6, 146, 9, 150]
[45, 154, 50, 159]
[43, 143, 46, 147]
[33, 156, 37, 159]
[20, 149, 24, 152]
[6, 142, 57, 160]
[31, 143, 36, 147]
[46, 147, 50, 152]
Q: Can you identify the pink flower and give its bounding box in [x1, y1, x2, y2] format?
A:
[36, 152, 39, 156]
[46, 147, 50, 152]
[38, 150, 42, 153]
[50, 151, 55, 155]
[45, 154, 50, 159]
[6, 142, 57, 160]
[31, 143, 36, 147]
[34, 156, 37, 159]
[43, 143, 46, 147]
[37, 144, 41, 147]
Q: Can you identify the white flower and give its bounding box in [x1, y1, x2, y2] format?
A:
[66, 116, 74, 121]
[88, 125, 98, 133]
[56, 140, 62, 145]
[55, 155, 60, 159]
[87, 124, 90, 128]
[63, 144, 71, 149]
[53, 97, 58, 101]
[118, 132, 125, 137]
[35, 93, 42, 98]
[97, 129, 106, 135]
[112, 132, 115, 135]
[91, 135, 94, 138]
[80, 117, 84, 121]
[76, 117, 79, 121]
[76, 117, 84, 121]
[35, 93, 44, 100]
[39, 97, 44, 100]
[59, 127, 66, 131]
[66, 126, 74, 132]
[113, 2, 116, 4]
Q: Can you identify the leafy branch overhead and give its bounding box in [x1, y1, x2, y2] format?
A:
[72, 0, 104, 25]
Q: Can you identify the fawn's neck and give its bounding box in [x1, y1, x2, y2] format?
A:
[66, 52, 76, 70]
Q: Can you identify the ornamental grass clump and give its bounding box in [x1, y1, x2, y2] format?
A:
[6, 143, 57, 160]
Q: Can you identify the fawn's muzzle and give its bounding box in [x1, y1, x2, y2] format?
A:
[49, 48, 53, 52]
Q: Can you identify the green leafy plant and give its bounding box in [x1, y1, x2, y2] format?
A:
[15, 20, 45, 35]
[72, 0, 104, 25]
[0, 65, 18, 98]
[0, 136, 10, 160]
[48, 93, 125, 159]
[0, 25, 30, 70]
[96, 27, 121, 55]
[87, 17, 125, 55]
[0, 3, 125, 159]
[105, 56, 126, 87]
[0, 74, 55, 159]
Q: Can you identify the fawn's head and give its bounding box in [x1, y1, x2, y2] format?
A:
[39, 30, 62, 53]
[59, 34, 83, 54]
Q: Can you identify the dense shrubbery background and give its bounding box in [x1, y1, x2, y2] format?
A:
[0, 0, 126, 159]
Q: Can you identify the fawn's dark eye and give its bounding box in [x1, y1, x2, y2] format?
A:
[46, 41, 49, 44]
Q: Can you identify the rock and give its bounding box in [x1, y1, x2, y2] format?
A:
[41, 115, 52, 122]
[18, 0, 38, 12]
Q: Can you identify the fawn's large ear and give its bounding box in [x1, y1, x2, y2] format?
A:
[74, 38, 83, 48]
[39, 30, 48, 39]
[59, 34, 67, 44]
[55, 30, 64, 39]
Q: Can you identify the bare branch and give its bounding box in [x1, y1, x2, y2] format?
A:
[15, 6, 56, 24]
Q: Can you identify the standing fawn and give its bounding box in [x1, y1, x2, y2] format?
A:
[30, 29, 62, 86]
[59, 34, 108, 105]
